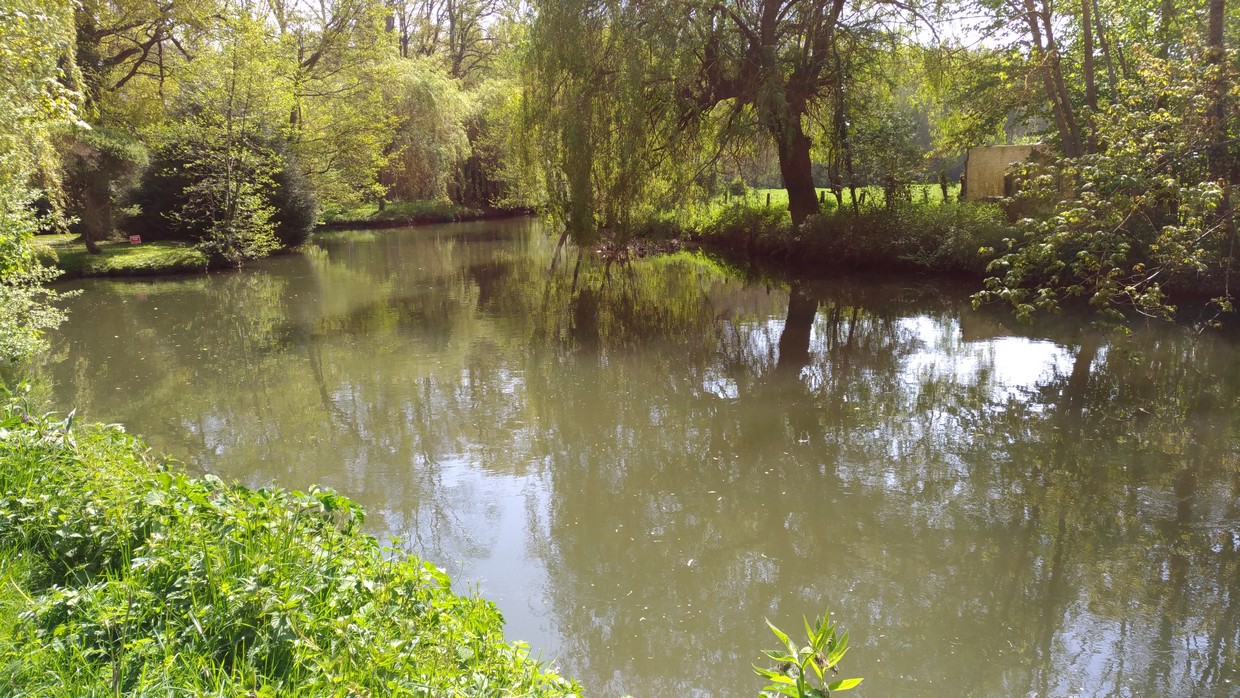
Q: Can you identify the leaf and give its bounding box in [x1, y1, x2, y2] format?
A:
[753, 667, 795, 684]
[762, 649, 796, 663]
[766, 618, 793, 652]
[827, 677, 863, 691]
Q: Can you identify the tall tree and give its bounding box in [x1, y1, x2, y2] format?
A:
[0, 0, 78, 361]
[525, 0, 920, 234]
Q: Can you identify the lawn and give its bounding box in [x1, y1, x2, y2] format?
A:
[717, 183, 962, 211]
[34, 235, 210, 278]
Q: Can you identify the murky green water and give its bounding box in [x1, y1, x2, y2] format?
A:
[45, 218, 1240, 696]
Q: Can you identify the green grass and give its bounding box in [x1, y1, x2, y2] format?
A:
[0, 400, 579, 697]
[655, 184, 1006, 276]
[35, 236, 210, 278]
[319, 199, 480, 226]
[703, 184, 961, 218]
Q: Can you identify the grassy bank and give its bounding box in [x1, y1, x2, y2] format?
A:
[650, 187, 1009, 277]
[0, 398, 577, 697]
[35, 235, 211, 279]
[693, 200, 1010, 276]
[33, 199, 530, 280]
[318, 200, 528, 229]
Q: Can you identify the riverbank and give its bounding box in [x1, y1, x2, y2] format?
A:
[316, 200, 531, 230]
[35, 201, 532, 280]
[621, 186, 1008, 279]
[688, 199, 1010, 277]
[35, 235, 211, 279]
[0, 397, 578, 696]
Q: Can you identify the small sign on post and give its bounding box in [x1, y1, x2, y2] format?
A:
[129, 235, 142, 244]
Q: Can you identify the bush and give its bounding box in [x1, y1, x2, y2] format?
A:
[128, 126, 316, 262]
[267, 144, 317, 248]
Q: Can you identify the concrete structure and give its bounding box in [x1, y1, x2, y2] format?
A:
[962, 144, 1044, 200]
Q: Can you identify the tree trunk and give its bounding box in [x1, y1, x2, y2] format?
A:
[1157, 0, 1175, 59]
[1024, 0, 1080, 157]
[1206, 0, 1234, 275]
[1206, 0, 1229, 182]
[1092, 0, 1119, 99]
[1042, 10, 1084, 156]
[81, 166, 111, 255]
[771, 114, 820, 226]
[1081, 0, 1098, 153]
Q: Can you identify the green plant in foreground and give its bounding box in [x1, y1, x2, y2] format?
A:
[0, 395, 579, 697]
[755, 614, 862, 697]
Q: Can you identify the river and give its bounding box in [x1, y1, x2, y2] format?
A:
[46, 218, 1240, 696]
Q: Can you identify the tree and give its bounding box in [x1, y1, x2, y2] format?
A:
[390, 0, 503, 79]
[258, 0, 399, 204]
[74, 0, 212, 113]
[60, 125, 147, 253]
[0, 0, 78, 362]
[524, 0, 923, 238]
[381, 57, 472, 202]
[128, 15, 311, 265]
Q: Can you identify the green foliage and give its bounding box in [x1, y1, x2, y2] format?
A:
[728, 177, 750, 198]
[976, 57, 1235, 322]
[754, 614, 862, 697]
[0, 399, 579, 696]
[267, 144, 318, 249]
[0, 0, 78, 362]
[702, 203, 794, 243]
[319, 199, 480, 226]
[0, 190, 68, 364]
[42, 240, 210, 279]
[384, 57, 473, 202]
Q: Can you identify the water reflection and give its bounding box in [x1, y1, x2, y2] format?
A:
[45, 219, 1240, 696]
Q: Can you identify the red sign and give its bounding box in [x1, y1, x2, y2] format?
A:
[129, 235, 142, 244]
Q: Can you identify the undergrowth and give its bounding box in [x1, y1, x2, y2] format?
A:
[0, 397, 578, 697]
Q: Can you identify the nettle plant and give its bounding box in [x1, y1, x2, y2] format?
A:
[754, 613, 862, 697]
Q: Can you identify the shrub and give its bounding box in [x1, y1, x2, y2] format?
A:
[128, 125, 316, 263]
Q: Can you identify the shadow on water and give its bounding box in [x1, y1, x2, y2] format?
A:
[42, 218, 1240, 697]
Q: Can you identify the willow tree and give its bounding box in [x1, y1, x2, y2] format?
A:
[524, 0, 921, 235]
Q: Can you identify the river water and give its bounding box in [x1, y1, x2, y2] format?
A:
[46, 218, 1240, 696]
